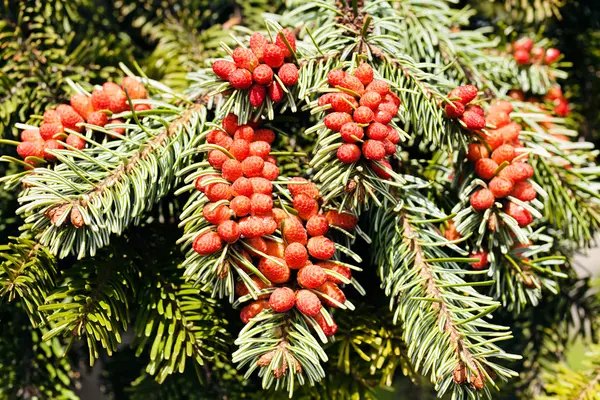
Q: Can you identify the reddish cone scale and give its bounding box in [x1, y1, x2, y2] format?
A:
[306, 215, 329, 237]
[205, 183, 232, 202]
[229, 69, 253, 90]
[511, 181, 536, 202]
[325, 210, 358, 230]
[288, 177, 320, 199]
[340, 122, 365, 143]
[240, 300, 270, 323]
[88, 111, 108, 127]
[317, 281, 346, 308]
[43, 110, 62, 124]
[461, 111, 486, 130]
[298, 264, 328, 289]
[218, 220, 241, 243]
[21, 129, 42, 142]
[314, 313, 338, 336]
[449, 85, 478, 105]
[203, 204, 231, 225]
[307, 236, 336, 260]
[70, 94, 94, 120]
[489, 176, 514, 198]
[278, 64, 299, 86]
[499, 162, 534, 183]
[269, 81, 285, 102]
[17, 140, 45, 160]
[259, 257, 290, 284]
[40, 123, 63, 140]
[505, 202, 533, 227]
[250, 32, 268, 60]
[295, 290, 322, 317]
[284, 242, 309, 269]
[491, 144, 516, 165]
[467, 143, 489, 162]
[475, 158, 499, 181]
[318, 261, 351, 284]
[362, 140, 386, 161]
[269, 287, 295, 312]
[66, 134, 86, 150]
[470, 189, 495, 212]
[121, 76, 148, 99]
[445, 101, 465, 118]
[193, 231, 223, 255]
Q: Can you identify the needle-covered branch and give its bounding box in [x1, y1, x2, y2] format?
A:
[15, 104, 207, 259]
[370, 195, 518, 399]
[0, 237, 58, 326]
[38, 252, 138, 365]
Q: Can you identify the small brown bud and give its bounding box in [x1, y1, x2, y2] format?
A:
[257, 351, 275, 367]
[488, 215, 497, 232]
[453, 362, 466, 384]
[444, 220, 461, 241]
[345, 180, 357, 193]
[50, 204, 69, 226]
[70, 206, 84, 228]
[294, 358, 302, 374]
[218, 262, 229, 279]
[273, 360, 287, 379]
[471, 371, 485, 390]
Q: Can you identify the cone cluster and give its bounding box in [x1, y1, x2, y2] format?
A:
[238, 182, 358, 337]
[317, 63, 402, 178]
[16, 77, 149, 164]
[211, 29, 299, 107]
[511, 37, 561, 66]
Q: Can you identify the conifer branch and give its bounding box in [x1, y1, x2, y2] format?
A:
[370, 195, 518, 398]
[233, 310, 329, 396]
[0, 237, 58, 327]
[133, 277, 230, 384]
[16, 104, 207, 258]
[0, 306, 78, 399]
[38, 253, 138, 365]
[514, 103, 600, 248]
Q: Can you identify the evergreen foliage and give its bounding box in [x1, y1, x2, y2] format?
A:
[1, 0, 599, 399]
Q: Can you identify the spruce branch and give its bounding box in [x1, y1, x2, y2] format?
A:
[38, 251, 138, 365]
[370, 195, 518, 398]
[452, 171, 543, 252]
[488, 231, 566, 311]
[514, 103, 600, 248]
[506, 271, 600, 397]
[329, 304, 413, 388]
[15, 104, 207, 258]
[0, 237, 58, 327]
[233, 309, 329, 396]
[472, 0, 563, 24]
[133, 276, 230, 384]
